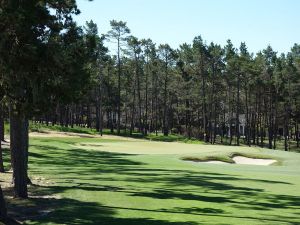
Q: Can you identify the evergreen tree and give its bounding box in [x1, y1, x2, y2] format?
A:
[107, 20, 130, 135]
[0, 0, 90, 198]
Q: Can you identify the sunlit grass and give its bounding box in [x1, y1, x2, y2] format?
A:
[3, 136, 299, 224]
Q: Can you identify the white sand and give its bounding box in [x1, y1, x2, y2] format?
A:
[232, 156, 277, 166]
[195, 156, 277, 166]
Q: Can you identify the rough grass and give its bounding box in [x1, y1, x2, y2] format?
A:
[29, 123, 99, 135]
[1, 134, 300, 225]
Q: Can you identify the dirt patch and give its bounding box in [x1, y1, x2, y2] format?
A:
[1, 172, 59, 224]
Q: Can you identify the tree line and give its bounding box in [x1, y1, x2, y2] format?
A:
[1, 1, 300, 222]
[38, 20, 300, 151]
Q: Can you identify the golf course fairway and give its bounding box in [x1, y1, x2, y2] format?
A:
[6, 136, 300, 224]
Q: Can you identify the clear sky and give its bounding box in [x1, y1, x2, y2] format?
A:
[75, 0, 299, 54]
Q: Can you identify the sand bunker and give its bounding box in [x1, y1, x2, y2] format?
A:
[201, 156, 277, 166]
[232, 156, 277, 166]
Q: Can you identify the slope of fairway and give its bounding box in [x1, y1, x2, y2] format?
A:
[17, 136, 300, 224]
[72, 140, 264, 155]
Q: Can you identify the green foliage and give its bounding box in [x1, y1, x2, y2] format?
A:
[0, 0, 96, 116]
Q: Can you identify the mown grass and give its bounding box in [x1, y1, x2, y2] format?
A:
[2, 135, 300, 225]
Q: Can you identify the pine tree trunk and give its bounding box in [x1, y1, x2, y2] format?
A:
[0, 140, 4, 173]
[273, 92, 278, 149]
[209, 71, 215, 144]
[268, 73, 274, 149]
[0, 185, 7, 222]
[150, 94, 154, 133]
[296, 121, 299, 148]
[236, 72, 240, 146]
[0, 106, 4, 142]
[135, 55, 142, 134]
[163, 62, 169, 136]
[69, 105, 74, 128]
[268, 113, 273, 149]
[213, 102, 217, 144]
[99, 108, 103, 136]
[23, 119, 31, 185]
[155, 89, 158, 136]
[124, 105, 127, 134]
[221, 109, 225, 144]
[95, 104, 100, 132]
[251, 112, 256, 145]
[110, 111, 114, 133]
[99, 88, 103, 136]
[186, 100, 190, 139]
[0, 104, 5, 172]
[284, 126, 288, 151]
[65, 106, 69, 127]
[130, 78, 136, 136]
[106, 111, 109, 130]
[52, 106, 58, 126]
[117, 38, 121, 135]
[202, 75, 207, 142]
[245, 89, 250, 146]
[284, 106, 289, 151]
[45, 114, 49, 126]
[80, 106, 84, 127]
[144, 65, 149, 136]
[256, 92, 260, 145]
[259, 94, 264, 147]
[10, 107, 28, 198]
[87, 104, 91, 128]
[130, 108, 134, 136]
[150, 73, 155, 133]
[208, 115, 212, 144]
[59, 105, 64, 126]
[256, 116, 259, 146]
[229, 92, 234, 146]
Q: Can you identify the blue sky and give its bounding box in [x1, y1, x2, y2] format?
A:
[75, 0, 299, 54]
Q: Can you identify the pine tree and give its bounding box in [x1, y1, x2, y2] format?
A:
[107, 20, 130, 135]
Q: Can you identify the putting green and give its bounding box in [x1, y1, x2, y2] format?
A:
[18, 136, 300, 224]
